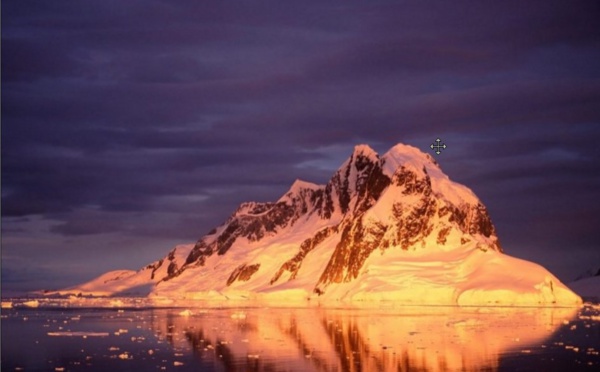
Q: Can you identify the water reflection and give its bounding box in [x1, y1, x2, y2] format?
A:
[151, 306, 578, 372]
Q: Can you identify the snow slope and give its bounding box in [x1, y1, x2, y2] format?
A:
[59, 143, 581, 306]
[57, 245, 193, 296]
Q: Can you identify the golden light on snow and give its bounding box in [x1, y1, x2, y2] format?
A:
[53, 144, 582, 307]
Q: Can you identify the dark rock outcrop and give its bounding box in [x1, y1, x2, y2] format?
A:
[165, 144, 501, 291]
[270, 226, 337, 285]
[227, 264, 261, 286]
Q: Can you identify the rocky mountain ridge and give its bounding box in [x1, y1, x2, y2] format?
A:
[59, 143, 581, 306]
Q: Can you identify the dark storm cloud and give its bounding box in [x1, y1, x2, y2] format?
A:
[2, 142, 328, 217]
[2, 0, 600, 290]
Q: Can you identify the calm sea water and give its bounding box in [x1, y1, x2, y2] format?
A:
[2, 300, 599, 371]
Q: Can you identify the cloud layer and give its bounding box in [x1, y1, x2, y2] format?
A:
[3, 0, 600, 291]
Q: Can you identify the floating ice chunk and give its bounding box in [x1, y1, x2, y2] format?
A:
[178, 309, 193, 316]
[1, 301, 13, 308]
[174, 361, 184, 366]
[231, 312, 246, 319]
[48, 332, 109, 337]
[584, 303, 600, 311]
[247, 354, 260, 359]
[118, 352, 131, 360]
[23, 300, 40, 307]
[110, 300, 125, 307]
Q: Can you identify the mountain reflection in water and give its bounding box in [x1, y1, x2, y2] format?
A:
[151, 306, 578, 372]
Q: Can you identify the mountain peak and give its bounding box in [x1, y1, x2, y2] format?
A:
[60, 142, 582, 307]
[289, 179, 321, 192]
[380, 143, 478, 206]
[352, 144, 378, 157]
[277, 179, 322, 204]
[382, 143, 438, 177]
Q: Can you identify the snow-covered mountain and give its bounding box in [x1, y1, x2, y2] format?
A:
[58, 143, 581, 306]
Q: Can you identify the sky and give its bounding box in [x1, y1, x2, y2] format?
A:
[2, 0, 600, 293]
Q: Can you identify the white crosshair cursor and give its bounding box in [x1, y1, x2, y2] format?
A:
[430, 138, 447, 155]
